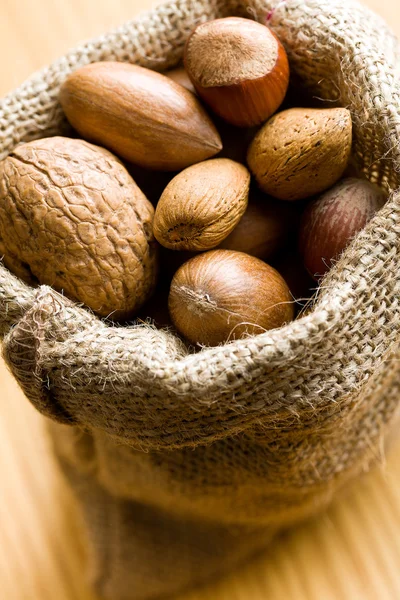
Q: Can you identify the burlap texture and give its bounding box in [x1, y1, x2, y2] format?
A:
[1, 0, 400, 598]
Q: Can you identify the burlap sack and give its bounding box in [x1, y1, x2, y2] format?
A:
[1, 0, 400, 598]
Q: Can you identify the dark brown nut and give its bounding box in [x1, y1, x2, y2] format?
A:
[299, 177, 386, 279]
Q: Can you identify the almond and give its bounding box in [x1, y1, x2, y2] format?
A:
[153, 158, 250, 251]
[59, 62, 222, 171]
[247, 107, 352, 201]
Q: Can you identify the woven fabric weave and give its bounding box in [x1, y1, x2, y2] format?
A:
[1, 0, 400, 598]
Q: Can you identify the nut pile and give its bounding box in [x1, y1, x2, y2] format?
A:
[0, 17, 386, 346]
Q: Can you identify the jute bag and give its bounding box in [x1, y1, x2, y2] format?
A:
[1, 0, 400, 598]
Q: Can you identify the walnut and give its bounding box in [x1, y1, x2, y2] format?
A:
[0, 137, 158, 320]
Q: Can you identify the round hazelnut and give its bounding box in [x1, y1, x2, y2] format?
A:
[169, 249, 294, 346]
[184, 17, 289, 128]
[299, 178, 386, 279]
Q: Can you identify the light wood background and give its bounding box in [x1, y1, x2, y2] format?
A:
[1, 1, 400, 599]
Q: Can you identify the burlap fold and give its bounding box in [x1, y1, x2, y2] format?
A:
[1, 0, 400, 598]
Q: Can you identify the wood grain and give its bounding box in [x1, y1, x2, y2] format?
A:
[1, 1, 400, 599]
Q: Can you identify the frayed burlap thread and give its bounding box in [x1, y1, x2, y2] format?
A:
[2, 0, 400, 598]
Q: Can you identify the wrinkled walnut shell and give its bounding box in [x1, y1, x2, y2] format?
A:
[0, 137, 158, 320]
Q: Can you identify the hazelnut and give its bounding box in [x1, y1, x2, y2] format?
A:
[184, 17, 289, 127]
[153, 158, 250, 251]
[299, 178, 386, 279]
[169, 249, 294, 346]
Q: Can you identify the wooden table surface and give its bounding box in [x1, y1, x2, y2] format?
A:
[1, 1, 400, 599]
